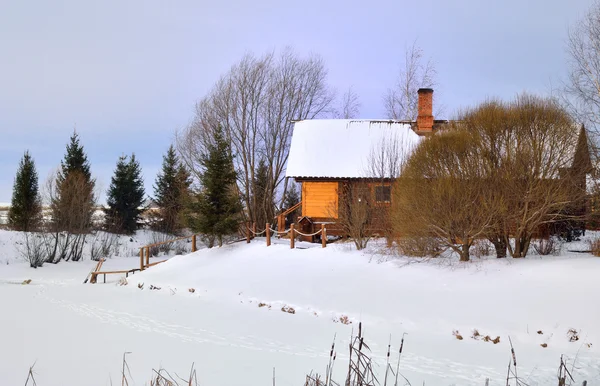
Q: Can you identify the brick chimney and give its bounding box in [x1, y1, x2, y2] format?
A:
[416, 88, 434, 134]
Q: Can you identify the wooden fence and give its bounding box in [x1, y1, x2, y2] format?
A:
[245, 222, 327, 248]
[138, 234, 200, 271]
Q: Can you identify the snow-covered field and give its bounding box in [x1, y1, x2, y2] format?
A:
[1, 230, 599, 385]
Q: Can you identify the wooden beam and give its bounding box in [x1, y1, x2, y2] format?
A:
[290, 223, 295, 249]
[321, 224, 326, 248]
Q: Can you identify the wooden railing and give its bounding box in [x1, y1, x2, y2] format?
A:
[276, 202, 301, 232]
[138, 234, 200, 271]
[246, 221, 326, 249]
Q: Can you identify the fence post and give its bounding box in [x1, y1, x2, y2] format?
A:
[192, 234, 197, 252]
[278, 215, 284, 237]
[252, 222, 257, 239]
[290, 223, 295, 249]
[321, 224, 326, 248]
[140, 248, 144, 271]
[266, 223, 271, 246]
[246, 222, 251, 243]
[146, 247, 150, 266]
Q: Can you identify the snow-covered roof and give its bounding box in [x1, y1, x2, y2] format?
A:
[286, 119, 422, 179]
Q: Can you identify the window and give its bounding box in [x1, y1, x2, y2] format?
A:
[375, 185, 391, 203]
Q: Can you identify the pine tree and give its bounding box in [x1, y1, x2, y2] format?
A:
[188, 126, 241, 247]
[51, 131, 96, 233]
[153, 145, 191, 234]
[252, 158, 271, 228]
[105, 154, 146, 234]
[8, 151, 42, 231]
[283, 183, 301, 225]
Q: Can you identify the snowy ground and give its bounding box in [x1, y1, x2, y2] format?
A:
[1, 231, 599, 385]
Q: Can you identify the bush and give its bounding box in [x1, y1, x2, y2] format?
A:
[18, 232, 49, 268]
[533, 237, 562, 256]
[90, 231, 120, 261]
[472, 239, 492, 258]
[397, 237, 443, 257]
[589, 238, 600, 256]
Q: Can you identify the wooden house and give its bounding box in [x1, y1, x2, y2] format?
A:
[284, 89, 447, 239]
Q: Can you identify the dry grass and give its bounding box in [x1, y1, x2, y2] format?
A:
[568, 328, 580, 342]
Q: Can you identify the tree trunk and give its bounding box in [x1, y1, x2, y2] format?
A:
[489, 237, 507, 258]
[459, 243, 470, 262]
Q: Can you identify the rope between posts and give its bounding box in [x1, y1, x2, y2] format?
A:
[294, 229, 325, 237]
[245, 226, 267, 236]
[269, 227, 291, 235]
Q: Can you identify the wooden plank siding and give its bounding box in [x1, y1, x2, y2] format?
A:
[302, 182, 339, 218]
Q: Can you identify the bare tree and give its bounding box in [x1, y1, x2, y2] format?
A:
[383, 42, 436, 120]
[365, 129, 418, 245]
[336, 86, 361, 119]
[451, 96, 585, 258]
[392, 130, 498, 261]
[46, 170, 95, 262]
[332, 182, 373, 250]
[565, 0, 600, 138]
[178, 49, 336, 225]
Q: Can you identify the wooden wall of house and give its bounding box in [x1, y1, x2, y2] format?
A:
[302, 182, 339, 218]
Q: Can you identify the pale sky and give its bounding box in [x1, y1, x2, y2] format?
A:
[0, 0, 594, 203]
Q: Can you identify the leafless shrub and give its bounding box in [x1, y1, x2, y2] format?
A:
[397, 237, 443, 258]
[90, 231, 120, 261]
[18, 232, 50, 268]
[472, 239, 492, 258]
[331, 182, 373, 250]
[148, 231, 189, 257]
[533, 237, 562, 256]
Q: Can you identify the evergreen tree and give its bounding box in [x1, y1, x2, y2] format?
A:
[252, 158, 271, 228]
[153, 145, 191, 234]
[188, 126, 241, 247]
[283, 183, 301, 225]
[52, 131, 96, 233]
[8, 151, 42, 231]
[105, 154, 145, 234]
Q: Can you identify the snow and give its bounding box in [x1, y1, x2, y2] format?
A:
[286, 119, 421, 179]
[1, 231, 600, 385]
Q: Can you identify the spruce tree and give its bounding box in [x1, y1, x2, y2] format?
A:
[283, 183, 301, 225]
[105, 154, 145, 234]
[153, 145, 191, 234]
[52, 131, 95, 233]
[252, 159, 271, 227]
[188, 126, 241, 247]
[8, 151, 42, 231]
